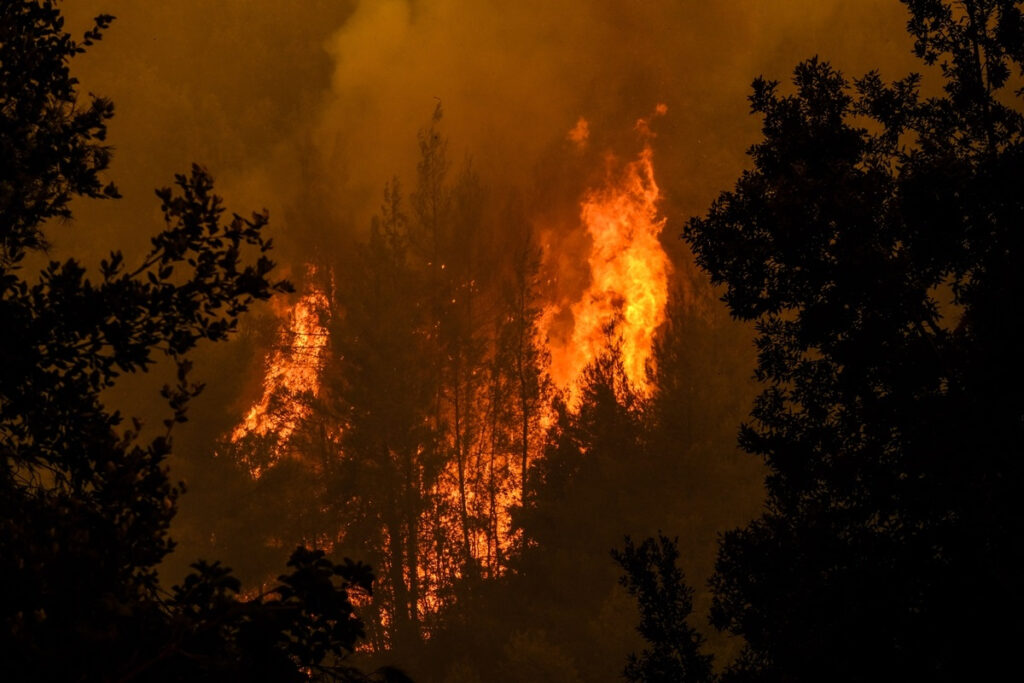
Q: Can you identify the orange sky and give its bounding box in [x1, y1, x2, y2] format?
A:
[58, 1, 920, 268]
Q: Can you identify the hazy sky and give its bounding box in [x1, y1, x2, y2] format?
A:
[58, 0, 920, 267]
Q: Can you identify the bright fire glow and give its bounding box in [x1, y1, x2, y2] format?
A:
[224, 109, 672, 642]
[230, 269, 331, 478]
[542, 108, 671, 400]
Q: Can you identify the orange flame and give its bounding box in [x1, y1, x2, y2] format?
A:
[223, 111, 672, 643]
[542, 108, 671, 400]
[230, 269, 331, 478]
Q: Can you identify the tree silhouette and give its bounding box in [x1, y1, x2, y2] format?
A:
[685, 1, 1024, 679]
[613, 535, 712, 683]
[0, 4, 384, 680]
[313, 110, 554, 657]
[491, 203, 550, 527]
[498, 344, 652, 682]
[324, 178, 440, 652]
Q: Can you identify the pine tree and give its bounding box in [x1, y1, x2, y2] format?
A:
[325, 179, 438, 651]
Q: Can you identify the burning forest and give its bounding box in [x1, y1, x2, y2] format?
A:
[217, 105, 683, 654]
[5, 1, 1022, 681]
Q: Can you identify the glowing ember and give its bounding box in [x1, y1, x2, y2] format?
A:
[230, 269, 331, 478]
[542, 107, 671, 400]
[567, 116, 590, 148]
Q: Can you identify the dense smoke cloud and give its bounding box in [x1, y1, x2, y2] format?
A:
[60, 0, 917, 263]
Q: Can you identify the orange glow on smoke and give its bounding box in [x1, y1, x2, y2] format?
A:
[542, 107, 671, 400]
[230, 270, 331, 478]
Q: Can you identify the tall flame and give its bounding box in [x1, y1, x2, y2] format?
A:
[222, 110, 672, 642]
[542, 108, 671, 399]
[230, 268, 331, 478]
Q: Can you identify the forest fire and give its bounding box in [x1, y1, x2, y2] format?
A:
[229, 269, 332, 478]
[222, 110, 673, 644]
[542, 107, 671, 400]
[14, 1, 1012, 679]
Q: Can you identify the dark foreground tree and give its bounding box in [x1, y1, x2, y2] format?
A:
[685, 0, 1024, 680]
[0, 3, 390, 680]
[613, 535, 712, 683]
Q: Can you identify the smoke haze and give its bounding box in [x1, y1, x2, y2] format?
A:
[60, 0, 917, 259]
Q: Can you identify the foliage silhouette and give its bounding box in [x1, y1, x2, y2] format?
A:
[613, 535, 712, 683]
[325, 179, 440, 652]
[684, 0, 1024, 679]
[0, 3, 386, 680]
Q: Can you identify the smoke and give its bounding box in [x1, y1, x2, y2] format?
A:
[300, 0, 920, 252]
[61, 0, 917, 263]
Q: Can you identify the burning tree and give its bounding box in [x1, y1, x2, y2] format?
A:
[326, 178, 443, 651]
[320, 110, 551, 645]
[220, 103, 681, 657]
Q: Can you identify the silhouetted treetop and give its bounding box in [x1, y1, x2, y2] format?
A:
[613, 535, 713, 683]
[0, 2, 119, 261]
[0, 3, 384, 680]
[685, 0, 1024, 680]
